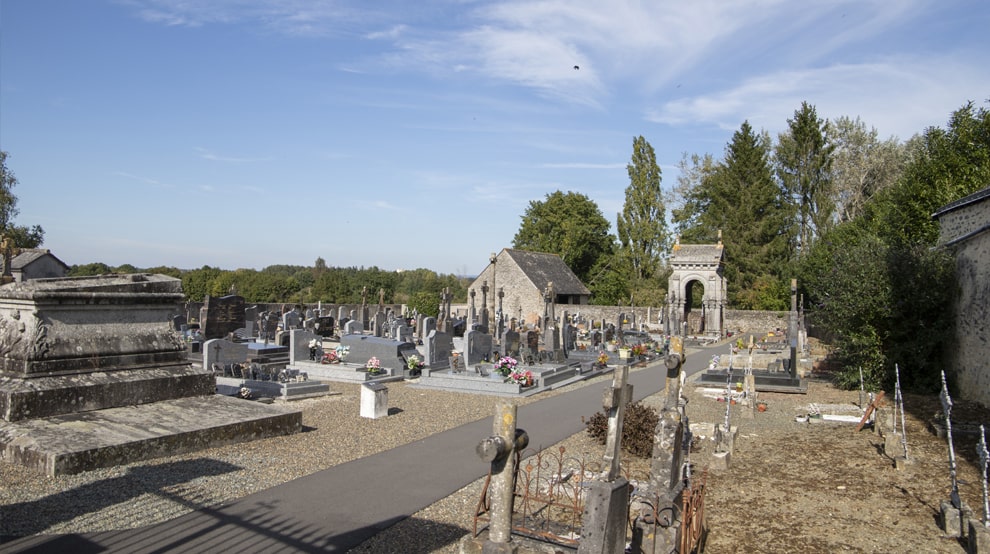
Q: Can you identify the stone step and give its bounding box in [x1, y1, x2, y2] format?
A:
[0, 395, 302, 476]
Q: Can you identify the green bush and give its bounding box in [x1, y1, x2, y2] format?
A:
[584, 401, 659, 458]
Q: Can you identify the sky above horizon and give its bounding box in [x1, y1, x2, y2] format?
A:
[1, 1, 987, 276]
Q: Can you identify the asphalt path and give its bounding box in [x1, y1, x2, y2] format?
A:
[1, 346, 717, 554]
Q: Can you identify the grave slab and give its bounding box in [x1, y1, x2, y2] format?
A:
[0, 395, 301, 476]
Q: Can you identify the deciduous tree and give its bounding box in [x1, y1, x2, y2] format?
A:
[513, 190, 615, 281]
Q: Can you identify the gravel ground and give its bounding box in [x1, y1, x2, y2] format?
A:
[3, 357, 986, 553]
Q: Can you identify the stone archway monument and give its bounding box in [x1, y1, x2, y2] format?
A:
[665, 234, 726, 337]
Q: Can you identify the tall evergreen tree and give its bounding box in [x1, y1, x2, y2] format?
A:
[616, 136, 669, 281]
[775, 102, 834, 257]
[676, 121, 791, 308]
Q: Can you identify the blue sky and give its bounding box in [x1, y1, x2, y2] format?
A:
[1, 1, 987, 276]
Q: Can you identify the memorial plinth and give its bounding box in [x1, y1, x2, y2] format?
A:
[0, 274, 301, 476]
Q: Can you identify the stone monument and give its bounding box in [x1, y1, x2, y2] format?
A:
[0, 274, 302, 476]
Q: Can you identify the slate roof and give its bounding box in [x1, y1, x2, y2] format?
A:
[932, 186, 990, 218]
[11, 249, 70, 271]
[669, 243, 724, 265]
[502, 249, 591, 296]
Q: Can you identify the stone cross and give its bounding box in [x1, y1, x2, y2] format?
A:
[601, 365, 632, 482]
[941, 371, 961, 508]
[0, 235, 15, 284]
[475, 401, 528, 546]
[979, 425, 990, 527]
[480, 281, 489, 332]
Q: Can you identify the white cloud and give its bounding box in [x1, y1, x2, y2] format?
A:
[648, 56, 990, 141]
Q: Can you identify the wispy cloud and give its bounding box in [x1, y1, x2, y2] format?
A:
[540, 162, 624, 169]
[647, 55, 990, 141]
[113, 171, 170, 188]
[195, 147, 271, 163]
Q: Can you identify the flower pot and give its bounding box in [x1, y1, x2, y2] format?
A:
[756, 402, 768, 412]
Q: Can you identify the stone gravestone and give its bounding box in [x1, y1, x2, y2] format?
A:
[201, 294, 246, 340]
[171, 314, 187, 332]
[524, 330, 540, 362]
[260, 311, 279, 343]
[373, 312, 386, 338]
[282, 308, 302, 331]
[563, 322, 576, 352]
[395, 323, 413, 343]
[343, 319, 363, 336]
[464, 328, 493, 365]
[502, 329, 520, 358]
[448, 355, 465, 373]
[425, 330, 454, 370]
[243, 305, 257, 338]
[203, 338, 250, 373]
[422, 317, 437, 341]
[289, 329, 323, 365]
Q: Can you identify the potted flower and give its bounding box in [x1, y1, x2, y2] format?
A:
[631, 343, 647, 358]
[596, 351, 609, 368]
[507, 368, 534, 387]
[308, 338, 320, 361]
[365, 356, 383, 376]
[493, 356, 518, 377]
[406, 354, 425, 375]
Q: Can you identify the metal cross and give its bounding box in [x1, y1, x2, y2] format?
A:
[979, 425, 989, 527]
[941, 371, 960, 508]
[895, 365, 909, 460]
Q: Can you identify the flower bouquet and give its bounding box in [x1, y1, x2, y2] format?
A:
[321, 350, 339, 364]
[493, 355, 518, 377]
[406, 354, 425, 372]
[365, 356, 383, 375]
[308, 338, 321, 360]
[597, 351, 609, 367]
[631, 343, 647, 357]
[507, 368, 534, 387]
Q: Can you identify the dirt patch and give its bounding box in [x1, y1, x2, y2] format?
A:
[632, 376, 990, 552]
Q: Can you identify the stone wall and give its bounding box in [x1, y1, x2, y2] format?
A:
[724, 309, 790, 335]
[938, 191, 990, 408]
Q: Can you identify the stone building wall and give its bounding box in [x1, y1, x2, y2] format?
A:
[937, 190, 990, 407]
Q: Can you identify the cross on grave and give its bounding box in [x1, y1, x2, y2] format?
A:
[941, 371, 961, 509]
[979, 425, 990, 527]
[601, 365, 632, 482]
[894, 364, 909, 460]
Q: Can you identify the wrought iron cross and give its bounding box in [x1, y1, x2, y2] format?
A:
[895, 364, 909, 460]
[941, 371, 961, 508]
[979, 425, 989, 527]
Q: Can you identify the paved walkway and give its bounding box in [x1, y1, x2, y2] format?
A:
[1, 352, 713, 553]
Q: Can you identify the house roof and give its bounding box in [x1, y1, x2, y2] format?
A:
[11, 249, 70, 271]
[502, 249, 591, 296]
